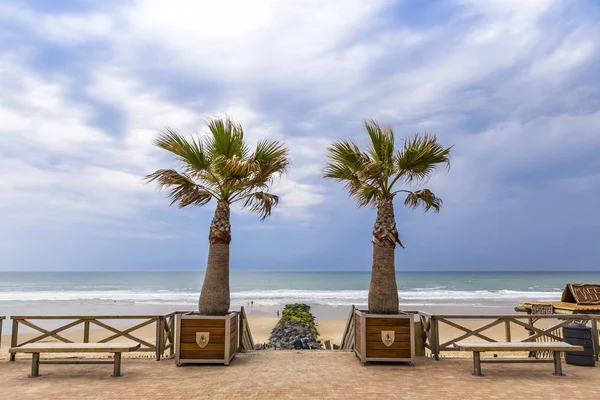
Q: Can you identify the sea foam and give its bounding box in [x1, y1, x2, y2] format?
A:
[0, 289, 561, 306]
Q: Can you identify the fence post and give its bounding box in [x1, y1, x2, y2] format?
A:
[9, 319, 18, 362]
[504, 320, 512, 342]
[592, 318, 599, 362]
[155, 317, 163, 361]
[432, 316, 440, 361]
[169, 315, 175, 357]
[83, 320, 90, 343]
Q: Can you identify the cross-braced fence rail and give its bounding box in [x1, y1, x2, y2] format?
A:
[8, 315, 177, 361]
[419, 312, 600, 361]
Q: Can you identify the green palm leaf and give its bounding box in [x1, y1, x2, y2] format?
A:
[364, 119, 395, 167]
[154, 128, 211, 175]
[395, 133, 452, 183]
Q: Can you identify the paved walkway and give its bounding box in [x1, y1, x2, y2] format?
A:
[1, 352, 599, 399]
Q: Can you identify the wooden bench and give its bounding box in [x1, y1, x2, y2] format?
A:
[9, 343, 141, 377]
[453, 341, 584, 376]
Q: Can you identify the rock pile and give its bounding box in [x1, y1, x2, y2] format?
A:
[268, 303, 322, 350]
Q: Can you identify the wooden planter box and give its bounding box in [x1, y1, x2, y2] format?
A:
[354, 310, 415, 364]
[175, 312, 238, 365]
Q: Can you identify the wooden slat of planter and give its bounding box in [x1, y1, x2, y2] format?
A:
[366, 333, 410, 342]
[366, 318, 409, 326]
[182, 320, 226, 328]
[366, 349, 411, 358]
[230, 336, 236, 356]
[230, 318, 237, 355]
[366, 341, 411, 350]
[366, 326, 410, 334]
[179, 343, 225, 351]
[180, 350, 224, 359]
[181, 327, 226, 335]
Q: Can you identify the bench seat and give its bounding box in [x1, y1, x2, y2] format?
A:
[10, 343, 141, 377]
[453, 341, 584, 376]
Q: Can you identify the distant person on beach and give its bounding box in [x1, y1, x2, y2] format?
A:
[277, 311, 279, 318]
[251, 301, 254, 306]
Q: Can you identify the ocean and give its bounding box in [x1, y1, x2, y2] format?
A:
[1, 271, 599, 315]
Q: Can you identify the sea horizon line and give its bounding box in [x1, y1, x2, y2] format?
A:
[0, 270, 598, 273]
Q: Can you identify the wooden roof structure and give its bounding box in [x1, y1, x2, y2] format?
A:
[515, 283, 600, 315]
[561, 283, 600, 305]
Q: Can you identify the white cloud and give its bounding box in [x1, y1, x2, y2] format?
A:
[120, 0, 389, 88]
[0, 3, 115, 45]
[0, 54, 328, 235]
[529, 31, 595, 78]
[1, 0, 599, 244]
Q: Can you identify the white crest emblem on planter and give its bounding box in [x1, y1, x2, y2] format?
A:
[381, 330, 395, 347]
[196, 332, 210, 348]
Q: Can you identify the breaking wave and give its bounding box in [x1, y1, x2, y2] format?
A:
[0, 289, 562, 306]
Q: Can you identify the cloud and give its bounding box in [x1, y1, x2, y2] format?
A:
[0, 3, 116, 45]
[0, 56, 327, 236]
[1, 0, 599, 270]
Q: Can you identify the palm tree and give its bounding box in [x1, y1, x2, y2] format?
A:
[146, 116, 289, 315]
[323, 120, 452, 314]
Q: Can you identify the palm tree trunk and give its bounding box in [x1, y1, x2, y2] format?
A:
[368, 197, 400, 314]
[198, 200, 231, 315]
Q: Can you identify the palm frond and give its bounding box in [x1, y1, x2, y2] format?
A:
[247, 139, 290, 187]
[395, 133, 452, 183]
[241, 191, 279, 221]
[205, 116, 249, 159]
[154, 128, 210, 175]
[252, 139, 289, 165]
[145, 169, 213, 208]
[356, 183, 380, 208]
[323, 139, 383, 207]
[403, 189, 442, 213]
[323, 140, 369, 177]
[364, 119, 395, 166]
[222, 156, 252, 179]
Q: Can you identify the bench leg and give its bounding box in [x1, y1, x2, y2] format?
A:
[30, 353, 40, 378]
[472, 351, 483, 376]
[113, 353, 122, 377]
[553, 351, 564, 376]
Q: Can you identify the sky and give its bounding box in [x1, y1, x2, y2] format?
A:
[1, 0, 599, 272]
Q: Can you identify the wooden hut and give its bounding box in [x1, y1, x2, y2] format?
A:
[515, 284, 600, 315]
